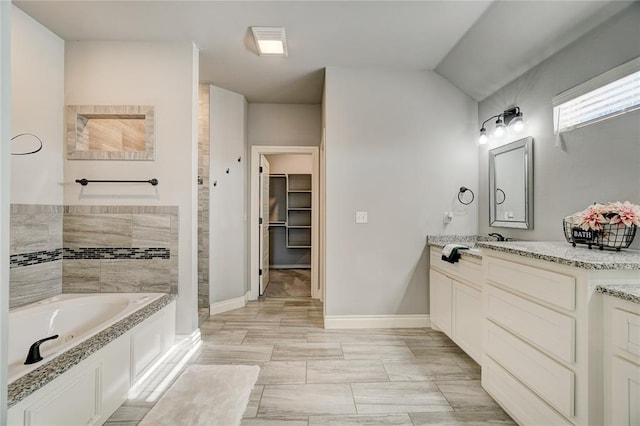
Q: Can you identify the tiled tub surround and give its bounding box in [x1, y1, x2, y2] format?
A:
[62, 205, 178, 294]
[10, 205, 63, 308]
[198, 83, 210, 311]
[8, 293, 175, 418]
[596, 284, 640, 304]
[476, 240, 640, 270]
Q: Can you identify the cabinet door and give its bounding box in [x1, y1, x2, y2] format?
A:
[612, 356, 640, 426]
[453, 280, 482, 363]
[430, 269, 452, 336]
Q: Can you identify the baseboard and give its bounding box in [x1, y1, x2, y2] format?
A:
[270, 264, 311, 269]
[175, 328, 202, 348]
[324, 314, 430, 329]
[210, 291, 251, 315]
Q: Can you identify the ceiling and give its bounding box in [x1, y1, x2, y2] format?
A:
[14, 1, 635, 104]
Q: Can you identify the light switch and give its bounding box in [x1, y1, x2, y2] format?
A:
[356, 211, 368, 224]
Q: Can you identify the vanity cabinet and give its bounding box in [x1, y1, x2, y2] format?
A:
[604, 295, 640, 426]
[429, 247, 482, 363]
[481, 249, 606, 426]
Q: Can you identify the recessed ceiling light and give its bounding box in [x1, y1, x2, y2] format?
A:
[251, 27, 288, 56]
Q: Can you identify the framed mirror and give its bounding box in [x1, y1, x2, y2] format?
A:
[489, 136, 533, 229]
[66, 105, 155, 160]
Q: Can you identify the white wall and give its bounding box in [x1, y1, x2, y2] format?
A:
[266, 154, 312, 174]
[209, 85, 248, 303]
[64, 41, 200, 334]
[324, 67, 478, 316]
[0, 3, 12, 422]
[11, 7, 64, 205]
[248, 103, 321, 147]
[478, 4, 640, 247]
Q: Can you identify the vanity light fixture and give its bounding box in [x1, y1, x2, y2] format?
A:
[478, 106, 525, 144]
[251, 27, 288, 56]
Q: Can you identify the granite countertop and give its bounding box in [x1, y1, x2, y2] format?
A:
[476, 241, 640, 270]
[8, 294, 176, 408]
[595, 284, 640, 304]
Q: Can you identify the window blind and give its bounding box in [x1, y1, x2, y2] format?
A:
[553, 57, 640, 135]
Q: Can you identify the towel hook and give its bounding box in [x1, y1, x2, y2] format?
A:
[458, 186, 474, 205]
[496, 188, 506, 205]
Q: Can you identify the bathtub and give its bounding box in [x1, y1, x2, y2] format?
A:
[8, 293, 165, 383]
[8, 292, 177, 425]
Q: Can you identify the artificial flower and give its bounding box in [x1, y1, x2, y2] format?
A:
[578, 204, 608, 231]
[607, 201, 640, 227]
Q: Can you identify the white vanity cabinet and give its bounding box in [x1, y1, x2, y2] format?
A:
[604, 295, 640, 426]
[429, 247, 482, 363]
[481, 248, 623, 426]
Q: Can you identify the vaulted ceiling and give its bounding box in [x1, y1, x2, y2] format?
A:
[14, 1, 634, 104]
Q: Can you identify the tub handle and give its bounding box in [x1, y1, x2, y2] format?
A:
[24, 334, 59, 365]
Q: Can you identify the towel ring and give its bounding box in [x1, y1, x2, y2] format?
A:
[11, 133, 43, 155]
[496, 188, 506, 205]
[458, 186, 474, 205]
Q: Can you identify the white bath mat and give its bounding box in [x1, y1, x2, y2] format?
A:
[139, 364, 259, 426]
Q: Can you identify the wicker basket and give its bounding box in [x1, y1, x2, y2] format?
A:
[563, 218, 637, 251]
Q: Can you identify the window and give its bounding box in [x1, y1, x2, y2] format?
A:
[553, 57, 640, 136]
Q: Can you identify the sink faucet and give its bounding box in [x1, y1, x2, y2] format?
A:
[24, 334, 59, 365]
[488, 232, 506, 241]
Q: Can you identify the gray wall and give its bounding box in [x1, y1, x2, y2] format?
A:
[478, 4, 640, 247]
[324, 68, 478, 316]
[209, 85, 248, 303]
[248, 104, 321, 147]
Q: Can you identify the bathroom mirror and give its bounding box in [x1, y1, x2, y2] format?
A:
[66, 105, 155, 160]
[489, 136, 533, 229]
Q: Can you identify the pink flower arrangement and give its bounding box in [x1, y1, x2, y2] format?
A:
[576, 201, 640, 231]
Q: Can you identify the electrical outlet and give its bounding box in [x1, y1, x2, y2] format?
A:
[443, 212, 453, 224]
[356, 211, 368, 224]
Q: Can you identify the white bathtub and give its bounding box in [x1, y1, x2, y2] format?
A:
[8, 293, 165, 383]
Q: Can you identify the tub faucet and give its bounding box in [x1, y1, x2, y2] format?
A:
[24, 334, 59, 365]
[488, 232, 506, 241]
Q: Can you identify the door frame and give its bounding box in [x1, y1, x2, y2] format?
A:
[249, 145, 320, 301]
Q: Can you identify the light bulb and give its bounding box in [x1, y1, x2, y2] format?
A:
[494, 118, 505, 138]
[509, 112, 525, 133]
[478, 128, 488, 145]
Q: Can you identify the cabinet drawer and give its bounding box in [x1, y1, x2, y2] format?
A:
[430, 249, 481, 286]
[483, 356, 572, 426]
[486, 321, 575, 418]
[486, 285, 575, 363]
[612, 308, 640, 357]
[486, 257, 575, 311]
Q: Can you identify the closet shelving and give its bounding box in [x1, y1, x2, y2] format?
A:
[269, 174, 312, 249]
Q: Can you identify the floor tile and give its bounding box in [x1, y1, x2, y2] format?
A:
[307, 360, 389, 383]
[244, 329, 308, 345]
[409, 410, 516, 425]
[259, 384, 357, 416]
[341, 343, 415, 360]
[258, 361, 307, 385]
[309, 413, 413, 425]
[435, 380, 502, 411]
[194, 344, 273, 365]
[242, 419, 309, 426]
[351, 382, 452, 414]
[271, 343, 343, 361]
[382, 359, 469, 381]
[200, 329, 248, 344]
[243, 384, 264, 418]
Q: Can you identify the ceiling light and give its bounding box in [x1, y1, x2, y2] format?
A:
[251, 27, 288, 56]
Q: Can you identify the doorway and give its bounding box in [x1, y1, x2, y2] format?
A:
[250, 146, 320, 301]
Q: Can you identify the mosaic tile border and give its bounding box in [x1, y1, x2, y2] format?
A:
[63, 247, 170, 260]
[10, 249, 62, 269]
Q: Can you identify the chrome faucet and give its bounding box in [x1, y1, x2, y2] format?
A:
[24, 334, 59, 365]
[488, 232, 506, 241]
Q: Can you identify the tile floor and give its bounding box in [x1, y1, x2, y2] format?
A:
[264, 269, 311, 298]
[106, 297, 515, 425]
